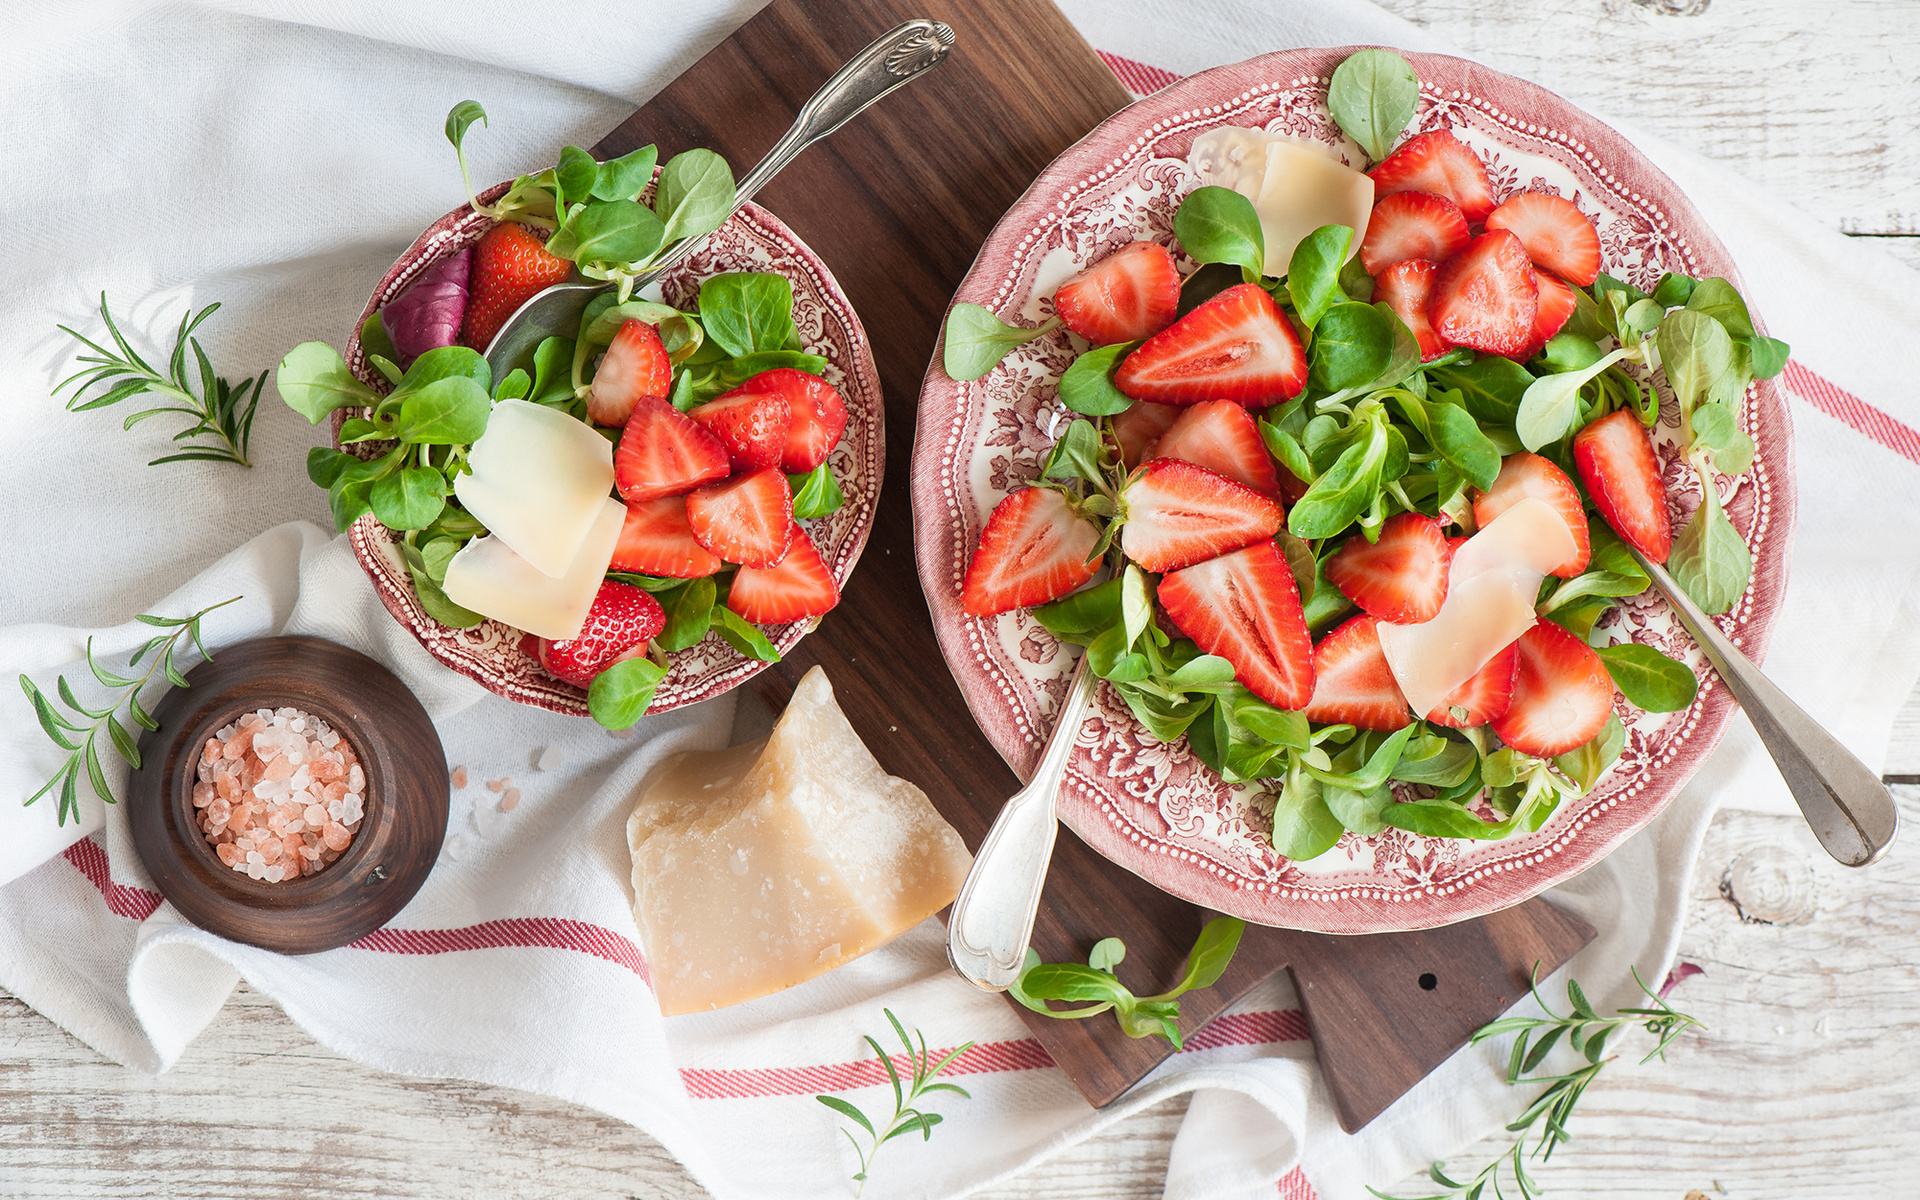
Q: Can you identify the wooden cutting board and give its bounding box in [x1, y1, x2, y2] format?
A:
[595, 0, 1595, 1131]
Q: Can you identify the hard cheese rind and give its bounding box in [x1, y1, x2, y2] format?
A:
[627, 666, 972, 1016]
[441, 495, 626, 640]
[452, 398, 616, 578]
[1375, 497, 1578, 717]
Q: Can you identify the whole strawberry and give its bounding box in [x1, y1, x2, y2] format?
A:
[461, 222, 573, 352]
[535, 580, 665, 689]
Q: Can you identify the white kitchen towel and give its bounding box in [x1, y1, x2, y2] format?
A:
[2, 4, 1918, 1200]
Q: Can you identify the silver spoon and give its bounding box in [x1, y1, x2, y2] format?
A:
[948, 657, 1093, 991]
[482, 18, 956, 381]
[1630, 546, 1899, 866]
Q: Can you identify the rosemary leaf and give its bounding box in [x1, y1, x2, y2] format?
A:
[814, 1010, 974, 1196]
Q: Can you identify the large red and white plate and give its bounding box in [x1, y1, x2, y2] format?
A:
[343, 185, 882, 717]
[912, 48, 1794, 933]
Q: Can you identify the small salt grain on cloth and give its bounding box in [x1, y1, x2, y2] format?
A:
[2, 3, 1918, 1200]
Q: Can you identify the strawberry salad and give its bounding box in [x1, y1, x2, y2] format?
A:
[943, 50, 1785, 860]
[277, 103, 850, 729]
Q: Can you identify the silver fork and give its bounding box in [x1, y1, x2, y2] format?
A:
[481, 18, 955, 382]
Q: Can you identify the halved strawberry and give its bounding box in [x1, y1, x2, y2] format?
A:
[1324, 512, 1452, 625]
[587, 319, 671, 427]
[1111, 401, 1182, 472]
[461, 221, 574, 352]
[609, 496, 723, 578]
[1359, 191, 1470, 276]
[1425, 641, 1520, 727]
[1491, 622, 1614, 756]
[1484, 193, 1602, 287]
[1054, 241, 1182, 346]
[534, 580, 665, 690]
[1472, 452, 1591, 578]
[1525, 270, 1578, 359]
[764, 369, 848, 472]
[1302, 615, 1412, 731]
[728, 524, 839, 624]
[1573, 409, 1671, 563]
[1367, 131, 1496, 222]
[689, 383, 791, 472]
[685, 468, 794, 569]
[614, 395, 731, 502]
[1428, 230, 1539, 358]
[961, 487, 1101, 617]
[1114, 283, 1308, 406]
[1148, 400, 1280, 497]
[1158, 540, 1315, 709]
[1372, 258, 1446, 361]
[1119, 458, 1282, 573]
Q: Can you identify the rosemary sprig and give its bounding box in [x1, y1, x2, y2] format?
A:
[815, 1010, 974, 1196]
[1372, 966, 1704, 1200]
[19, 597, 240, 825]
[56, 293, 264, 467]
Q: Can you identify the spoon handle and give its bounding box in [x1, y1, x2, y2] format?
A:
[633, 19, 955, 288]
[1633, 548, 1899, 866]
[947, 659, 1093, 991]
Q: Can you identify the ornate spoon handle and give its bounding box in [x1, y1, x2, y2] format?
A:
[947, 658, 1093, 990]
[1632, 547, 1899, 866]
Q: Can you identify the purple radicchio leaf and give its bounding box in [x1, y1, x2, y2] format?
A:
[381, 246, 472, 369]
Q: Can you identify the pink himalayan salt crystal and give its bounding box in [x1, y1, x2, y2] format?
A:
[194, 707, 362, 885]
[449, 765, 468, 789]
[486, 777, 508, 793]
[500, 787, 521, 812]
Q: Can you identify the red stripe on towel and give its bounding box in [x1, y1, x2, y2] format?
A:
[1278, 1165, 1320, 1199]
[1096, 50, 1182, 96]
[1781, 360, 1920, 466]
[61, 837, 162, 920]
[352, 917, 651, 986]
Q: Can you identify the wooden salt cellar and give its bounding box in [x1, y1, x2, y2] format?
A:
[127, 636, 449, 955]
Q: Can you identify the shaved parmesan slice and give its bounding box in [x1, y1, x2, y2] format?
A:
[1250, 141, 1374, 277]
[441, 495, 625, 640]
[627, 666, 972, 1015]
[452, 398, 616, 579]
[1375, 498, 1578, 718]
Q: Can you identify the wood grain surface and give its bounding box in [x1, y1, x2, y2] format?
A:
[4, 0, 1917, 1196]
[590, 0, 1592, 1119]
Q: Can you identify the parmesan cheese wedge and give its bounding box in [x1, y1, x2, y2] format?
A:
[626, 667, 972, 1016]
[1187, 128, 1372, 275]
[1375, 498, 1578, 719]
[452, 398, 616, 579]
[440, 495, 625, 640]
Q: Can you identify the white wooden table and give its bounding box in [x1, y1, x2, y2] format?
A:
[4, 2, 1917, 1196]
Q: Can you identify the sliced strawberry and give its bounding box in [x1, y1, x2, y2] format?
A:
[961, 487, 1102, 617]
[1148, 400, 1280, 497]
[762, 369, 848, 472]
[1425, 641, 1520, 727]
[534, 580, 665, 690]
[728, 524, 839, 625]
[689, 383, 791, 472]
[1325, 512, 1453, 625]
[1054, 241, 1182, 346]
[1428, 230, 1539, 358]
[1114, 283, 1307, 406]
[587, 319, 671, 427]
[461, 221, 574, 352]
[1573, 409, 1671, 563]
[1119, 458, 1283, 573]
[614, 395, 731, 502]
[685, 468, 794, 569]
[609, 496, 723, 579]
[1491, 622, 1614, 756]
[1367, 131, 1497, 222]
[1359, 191, 1470, 276]
[1372, 258, 1447, 361]
[1302, 615, 1412, 731]
[1524, 270, 1578, 358]
[1472, 452, 1591, 578]
[1484, 193, 1602, 287]
[1158, 540, 1315, 710]
[1111, 401, 1183, 472]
